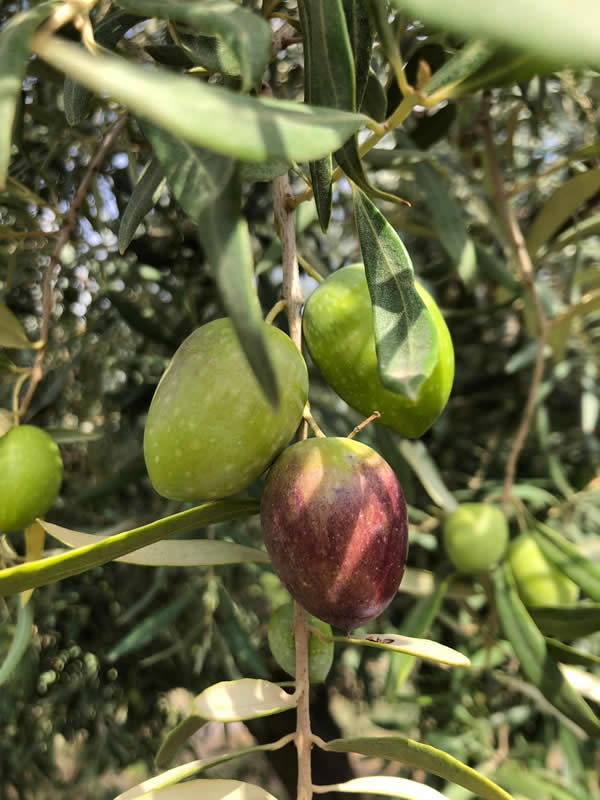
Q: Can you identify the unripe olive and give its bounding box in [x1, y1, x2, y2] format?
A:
[0, 425, 63, 532]
[302, 264, 454, 438]
[443, 503, 509, 574]
[508, 534, 580, 608]
[268, 602, 334, 683]
[144, 318, 308, 501]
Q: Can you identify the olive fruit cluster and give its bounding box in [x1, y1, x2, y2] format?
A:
[0, 425, 63, 532]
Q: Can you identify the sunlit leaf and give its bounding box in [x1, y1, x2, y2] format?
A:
[194, 678, 297, 722]
[353, 188, 439, 400]
[325, 736, 513, 800]
[337, 631, 470, 668]
[0, 500, 259, 597]
[0, 302, 32, 349]
[131, 778, 279, 800]
[388, 0, 600, 69]
[561, 665, 600, 705]
[313, 776, 447, 800]
[531, 518, 600, 601]
[43, 520, 269, 567]
[35, 37, 367, 164]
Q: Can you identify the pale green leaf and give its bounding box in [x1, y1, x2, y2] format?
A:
[314, 776, 447, 800]
[325, 737, 513, 800]
[397, 440, 458, 512]
[118, 157, 165, 254]
[527, 167, 600, 256]
[194, 678, 297, 722]
[0, 597, 33, 686]
[0, 1, 60, 189]
[116, 0, 271, 90]
[0, 302, 32, 349]
[561, 665, 600, 704]
[423, 39, 496, 98]
[0, 500, 258, 597]
[133, 779, 279, 800]
[353, 188, 439, 399]
[42, 520, 269, 566]
[388, 0, 600, 70]
[548, 214, 600, 254]
[337, 632, 470, 668]
[530, 605, 600, 639]
[36, 37, 367, 164]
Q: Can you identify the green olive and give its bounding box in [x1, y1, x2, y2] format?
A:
[443, 503, 509, 574]
[508, 534, 580, 608]
[302, 264, 454, 438]
[0, 425, 63, 532]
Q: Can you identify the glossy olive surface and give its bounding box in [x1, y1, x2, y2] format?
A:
[443, 503, 509, 574]
[261, 437, 408, 633]
[508, 534, 580, 608]
[0, 425, 63, 532]
[303, 264, 454, 438]
[144, 318, 308, 501]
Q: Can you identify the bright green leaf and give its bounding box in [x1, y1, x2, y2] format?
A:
[325, 737, 513, 800]
[0, 500, 259, 597]
[0, 302, 32, 349]
[35, 37, 368, 164]
[42, 520, 269, 567]
[336, 630, 469, 668]
[313, 775, 447, 799]
[133, 778, 279, 800]
[353, 188, 439, 399]
[194, 678, 297, 722]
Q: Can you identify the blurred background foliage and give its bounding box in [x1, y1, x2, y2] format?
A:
[0, 1, 599, 798]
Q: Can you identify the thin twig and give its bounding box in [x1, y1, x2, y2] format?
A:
[18, 114, 128, 418]
[347, 410, 381, 440]
[272, 171, 313, 800]
[479, 97, 548, 507]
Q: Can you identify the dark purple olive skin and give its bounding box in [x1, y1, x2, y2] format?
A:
[260, 437, 408, 633]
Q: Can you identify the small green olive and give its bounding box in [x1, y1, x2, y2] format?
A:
[508, 534, 580, 608]
[443, 503, 509, 574]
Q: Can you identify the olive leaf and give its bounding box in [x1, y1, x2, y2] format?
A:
[0, 596, 34, 687]
[334, 630, 469, 668]
[492, 562, 600, 737]
[39, 519, 269, 567]
[313, 776, 447, 799]
[116, 0, 272, 91]
[36, 37, 368, 164]
[118, 156, 165, 254]
[325, 736, 513, 800]
[0, 302, 32, 349]
[353, 188, 439, 400]
[0, 0, 60, 189]
[530, 604, 600, 639]
[530, 518, 600, 601]
[122, 779, 278, 800]
[0, 500, 259, 597]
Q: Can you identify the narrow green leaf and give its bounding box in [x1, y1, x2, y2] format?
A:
[36, 37, 368, 164]
[413, 163, 477, 288]
[561, 665, 600, 706]
[0, 500, 258, 597]
[360, 70, 387, 122]
[335, 630, 469, 668]
[197, 168, 279, 407]
[308, 157, 333, 232]
[353, 189, 439, 399]
[131, 778, 278, 800]
[118, 157, 165, 254]
[547, 214, 600, 254]
[174, 32, 240, 77]
[388, 0, 600, 70]
[530, 605, 600, 640]
[0, 0, 60, 189]
[140, 119, 235, 223]
[126, 742, 293, 797]
[386, 578, 451, 697]
[397, 440, 458, 512]
[531, 520, 600, 601]
[40, 519, 268, 567]
[458, 49, 558, 93]
[527, 167, 600, 256]
[325, 737, 513, 800]
[545, 638, 600, 668]
[194, 678, 297, 722]
[0, 302, 32, 348]
[156, 715, 207, 769]
[474, 244, 520, 293]
[492, 563, 600, 737]
[239, 159, 290, 183]
[342, 0, 374, 109]
[0, 598, 33, 686]
[63, 9, 140, 125]
[116, 0, 271, 91]
[313, 775, 447, 799]
[494, 761, 588, 800]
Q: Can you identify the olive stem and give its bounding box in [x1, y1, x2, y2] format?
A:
[265, 299, 287, 325]
[479, 97, 548, 508]
[347, 411, 381, 439]
[303, 404, 327, 438]
[272, 171, 313, 800]
[297, 253, 324, 283]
